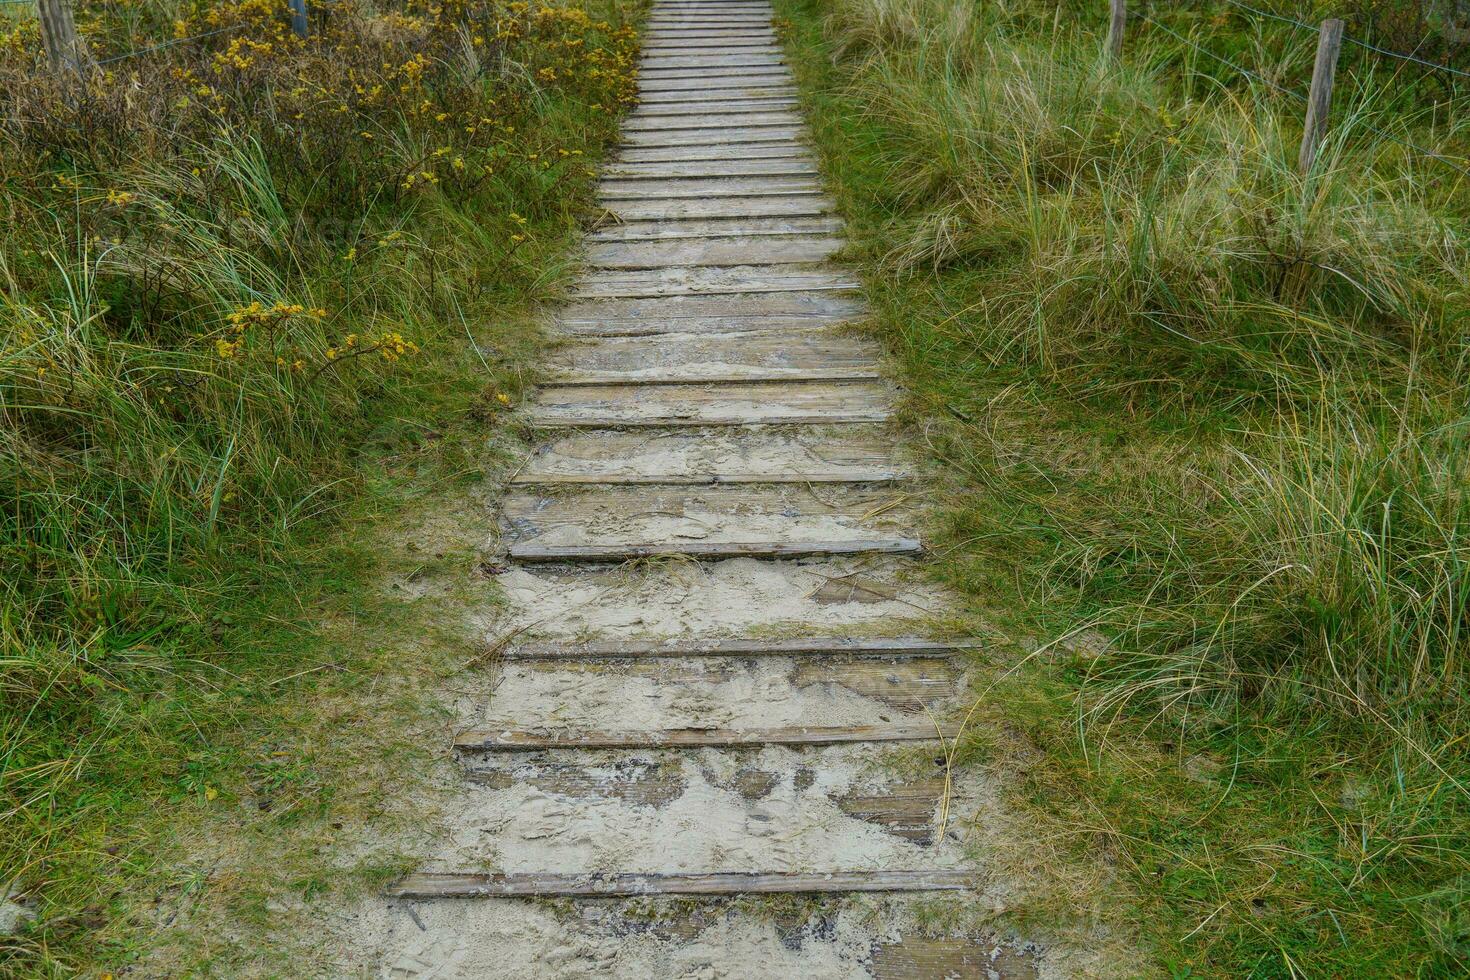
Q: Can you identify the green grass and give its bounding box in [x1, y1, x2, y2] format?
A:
[0, 0, 640, 973]
[773, 0, 1470, 974]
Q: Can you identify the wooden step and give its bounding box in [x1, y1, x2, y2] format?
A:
[587, 215, 841, 243]
[636, 84, 796, 102]
[601, 160, 817, 179]
[545, 330, 878, 384]
[501, 478, 924, 555]
[557, 292, 866, 337]
[502, 636, 975, 660]
[508, 537, 919, 562]
[523, 379, 892, 426]
[465, 761, 949, 843]
[616, 144, 812, 163]
[571, 265, 856, 299]
[622, 127, 805, 149]
[454, 722, 962, 752]
[599, 176, 820, 196]
[511, 426, 904, 485]
[624, 110, 803, 132]
[387, 869, 977, 899]
[584, 234, 843, 269]
[637, 71, 787, 88]
[629, 97, 800, 114]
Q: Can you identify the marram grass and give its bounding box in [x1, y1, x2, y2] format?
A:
[776, 0, 1470, 973]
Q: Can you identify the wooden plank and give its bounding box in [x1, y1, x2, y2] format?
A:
[614, 146, 813, 166]
[501, 484, 917, 559]
[503, 637, 972, 660]
[600, 185, 826, 201]
[643, 31, 778, 42]
[508, 538, 920, 562]
[387, 870, 978, 899]
[631, 98, 799, 115]
[587, 215, 842, 242]
[558, 290, 865, 329]
[524, 379, 891, 425]
[454, 722, 963, 752]
[636, 64, 787, 77]
[871, 939, 1040, 979]
[838, 778, 947, 844]
[624, 110, 804, 131]
[637, 84, 795, 101]
[642, 39, 778, 50]
[466, 759, 687, 807]
[512, 427, 904, 486]
[602, 161, 818, 180]
[546, 329, 877, 381]
[585, 235, 842, 269]
[622, 127, 805, 149]
[601, 196, 833, 222]
[571, 265, 856, 299]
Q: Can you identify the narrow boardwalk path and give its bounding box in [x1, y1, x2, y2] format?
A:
[371, 2, 1046, 975]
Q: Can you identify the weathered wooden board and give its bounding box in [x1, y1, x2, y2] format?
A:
[622, 127, 805, 148]
[639, 52, 782, 68]
[524, 379, 892, 426]
[585, 234, 841, 268]
[644, 23, 777, 31]
[870, 938, 1041, 980]
[643, 28, 782, 40]
[631, 97, 799, 115]
[643, 42, 782, 54]
[495, 657, 960, 710]
[587, 215, 841, 242]
[512, 426, 904, 485]
[460, 760, 948, 842]
[637, 84, 796, 102]
[546, 329, 877, 382]
[387, 870, 977, 899]
[601, 195, 832, 222]
[557, 291, 865, 335]
[638, 64, 789, 80]
[599, 179, 824, 200]
[466, 758, 687, 808]
[571, 265, 856, 300]
[615, 147, 812, 169]
[602, 160, 818, 180]
[503, 636, 971, 659]
[453, 722, 963, 752]
[624, 110, 804, 132]
[500, 484, 918, 560]
[510, 537, 920, 562]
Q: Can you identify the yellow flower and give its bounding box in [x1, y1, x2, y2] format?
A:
[106, 189, 135, 206]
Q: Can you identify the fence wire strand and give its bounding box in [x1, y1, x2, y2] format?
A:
[1215, 0, 1470, 81]
[96, 23, 244, 65]
[1216, 0, 1312, 34]
[1142, 9, 1470, 179]
[1139, 11, 1306, 100]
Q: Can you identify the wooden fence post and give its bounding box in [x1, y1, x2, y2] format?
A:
[288, 0, 309, 39]
[35, 0, 91, 75]
[1107, 0, 1126, 60]
[1298, 17, 1344, 173]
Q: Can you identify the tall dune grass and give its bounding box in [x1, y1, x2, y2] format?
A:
[781, 0, 1470, 970]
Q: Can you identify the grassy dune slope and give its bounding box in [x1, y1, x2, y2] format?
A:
[775, 0, 1470, 973]
[1, 1, 639, 973]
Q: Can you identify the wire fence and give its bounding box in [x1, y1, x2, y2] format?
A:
[94, 23, 246, 66]
[1128, 0, 1470, 179]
